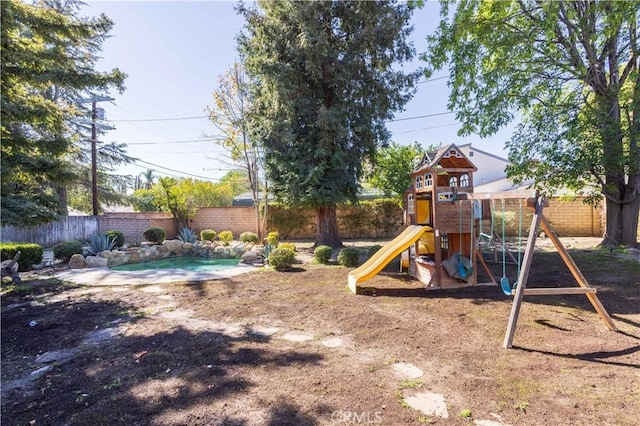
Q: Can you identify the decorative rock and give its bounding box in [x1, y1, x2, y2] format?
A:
[75, 238, 253, 269]
[163, 239, 183, 253]
[241, 250, 260, 263]
[99, 250, 115, 258]
[68, 254, 87, 269]
[85, 256, 108, 268]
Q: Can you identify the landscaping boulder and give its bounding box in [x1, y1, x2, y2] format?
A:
[85, 256, 108, 268]
[68, 254, 87, 269]
[241, 250, 260, 264]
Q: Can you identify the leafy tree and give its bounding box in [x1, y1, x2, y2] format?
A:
[130, 176, 235, 228]
[1, 0, 126, 225]
[219, 170, 250, 196]
[238, 0, 419, 247]
[423, 0, 639, 247]
[367, 142, 423, 198]
[207, 62, 265, 237]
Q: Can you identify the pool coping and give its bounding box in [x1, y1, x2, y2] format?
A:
[54, 262, 256, 286]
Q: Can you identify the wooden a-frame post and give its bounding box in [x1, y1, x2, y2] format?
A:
[502, 197, 617, 349]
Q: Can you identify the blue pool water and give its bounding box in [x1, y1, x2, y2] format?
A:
[110, 257, 240, 272]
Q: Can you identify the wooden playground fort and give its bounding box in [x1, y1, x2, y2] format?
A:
[347, 143, 617, 348]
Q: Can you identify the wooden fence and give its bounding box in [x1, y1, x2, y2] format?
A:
[1, 216, 99, 248]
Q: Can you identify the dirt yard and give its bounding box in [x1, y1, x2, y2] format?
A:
[2, 238, 639, 425]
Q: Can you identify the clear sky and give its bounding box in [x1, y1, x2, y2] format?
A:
[84, 0, 516, 184]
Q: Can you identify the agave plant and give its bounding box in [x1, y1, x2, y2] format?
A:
[177, 226, 198, 243]
[85, 233, 117, 256]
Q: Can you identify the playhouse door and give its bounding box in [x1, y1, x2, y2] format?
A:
[416, 199, 431, 225]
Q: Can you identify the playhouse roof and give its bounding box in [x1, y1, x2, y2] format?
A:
[412, 143, 477, 175]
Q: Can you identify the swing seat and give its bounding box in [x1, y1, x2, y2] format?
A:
[500, 277, 512, 296]
[442, 253, 473, 282]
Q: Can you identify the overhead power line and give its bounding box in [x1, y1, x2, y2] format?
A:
[127, 138, 213, 145]
[388, 111, 456, 122]
[416, 75, 449, 84]
[393, 122, 459, 135]
[110, 115, 209, 122]
[134, 158, 221, 181]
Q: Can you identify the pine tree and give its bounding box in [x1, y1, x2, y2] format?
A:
[1, 0, 126, 225]
[238, 0, 419, 247]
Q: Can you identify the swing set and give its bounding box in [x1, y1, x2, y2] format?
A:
[350, 144, 617, 348]
[466, 192, 617, 348]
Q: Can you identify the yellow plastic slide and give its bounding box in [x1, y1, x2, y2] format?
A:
[347, 225, 432, 293]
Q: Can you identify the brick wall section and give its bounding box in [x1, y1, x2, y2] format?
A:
[499, 197, 602, 237]
[191, 207, 258, 238]
[99, 212, 176, 243]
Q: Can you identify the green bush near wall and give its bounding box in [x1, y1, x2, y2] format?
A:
[52, 241, 83, 262]
[143, 227, 166, 244]
[0, 242, 44, 271]
[341, 198, 403, 238]
[266, 204, 312, 239]
[266, 199, 403, 240]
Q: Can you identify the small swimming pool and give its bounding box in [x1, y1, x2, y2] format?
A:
[110, 257, 240, 272]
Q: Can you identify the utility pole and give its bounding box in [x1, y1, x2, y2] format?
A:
[78, 94, 114, 216]
[91, 98, 99, 215]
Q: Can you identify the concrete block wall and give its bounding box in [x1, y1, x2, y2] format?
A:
[545, 198, 602, 237]
[191, 207, 258, 238]
[99, 212, 177, 244]
[498, 197, 602, 237]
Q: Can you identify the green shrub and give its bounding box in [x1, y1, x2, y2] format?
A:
[177, 226, 198, 243]
[218, 231, 233, 245]
[314, 245, 333, 264]
[268, 247, 296, 271]
[279, 242, 296, 252]
[143, 227, 166, 244]
[104, 230, 125, 248]
[267, 231, 279, 246]
[369, 245, 382, 257]
[239, 232, 259, 244]
[86, 234, 117, 256]
[266, 205, 310, 239]
[200, 229, 217, 241]
[0, 242, 43, 271]
[52, 241, 83, 262]
[338, 247, 360, 267]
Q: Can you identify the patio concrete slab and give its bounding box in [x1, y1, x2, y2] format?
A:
[54, 263, 254, 286]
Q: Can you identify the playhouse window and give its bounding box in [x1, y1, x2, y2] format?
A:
[449, 176, 458, 187]
[441, 234, 449, 250]
[407, 194, 415, 214]
[424, 173, 433, 187]
[460, 174, 469, 187]
[415, 175, 423, 189]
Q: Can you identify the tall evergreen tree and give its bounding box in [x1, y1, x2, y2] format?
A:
[423, 0, 639, 247]
[1, 0, 126, 226]
[238, 0, 419, 247]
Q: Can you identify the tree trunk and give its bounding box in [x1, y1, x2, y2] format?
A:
[56, 185, 68, 217]
[315, 205, 343, 248]
[602, 198, 639, 248]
